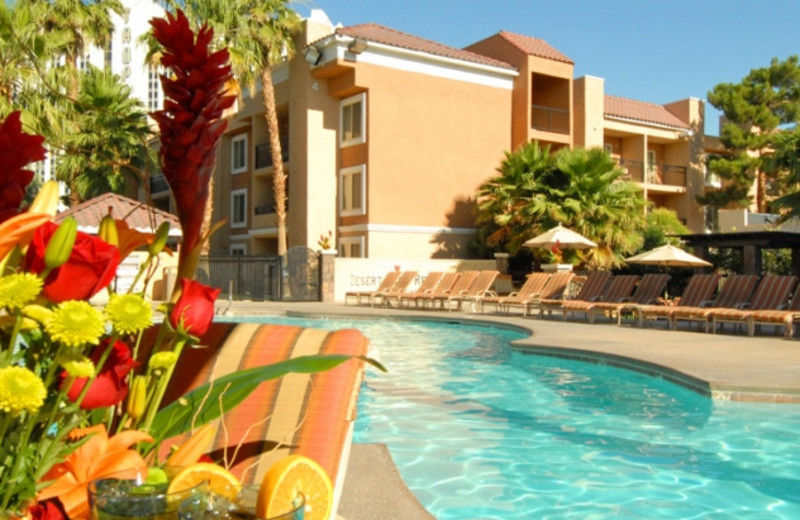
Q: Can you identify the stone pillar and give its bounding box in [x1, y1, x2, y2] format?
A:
[319, 250, 337, 302]
[494, 252, 510, 274]
[742, 245, 761, 275]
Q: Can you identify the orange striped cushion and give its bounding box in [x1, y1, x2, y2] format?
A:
[146, 323, 369, 486]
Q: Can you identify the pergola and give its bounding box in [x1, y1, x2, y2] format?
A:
[681, 231, 800, 276]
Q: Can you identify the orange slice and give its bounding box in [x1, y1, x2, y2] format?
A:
[256, 455, 333, 520]
[167, 462, 241, 500]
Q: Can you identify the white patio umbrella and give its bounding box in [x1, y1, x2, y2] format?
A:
[523, 224, 597, 250]
[625, 244, 712, 268]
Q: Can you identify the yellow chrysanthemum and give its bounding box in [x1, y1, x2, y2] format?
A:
[22, 304, 55, 325]
[105, 293, 152, 335]
[45, 301, 105, 348]
[149, 351, 178, 371]
[56, 353, 96, 378]
[0, 273, 42, 310]
[0, 366, 46, 415]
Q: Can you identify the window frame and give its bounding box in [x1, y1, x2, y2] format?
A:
[231, 188, 247, 228]
[339, 164, 366, 217]
[230, 244, 246, 256]
[339, 93, 366, 147]
[231, 134, 248, 174]
[339, 236, 364, 258]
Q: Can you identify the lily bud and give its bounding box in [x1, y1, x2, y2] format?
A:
[98, 212, 119, 247]
[148, 222, 170, 256]
[126, 375, 148, 420]
[44, 218, 78, 269]
[28, 181, 60, 216]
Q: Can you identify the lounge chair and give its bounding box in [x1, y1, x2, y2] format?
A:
[370, 270, 418, 307]
[670, 274, 759, 331]
[538, 271, 612, 319]
[746, 283, 800, 337]
[708, 274, 798, 334]
[632, 273, 721, 328]
[589, 273, 670, 325]
[425, 271, 479, 310]
[478, 272, 551, 314]
[146, 322, 369, 510]
[382, 271, 443, 308]
[449, 270, 500, 311]
[406, 271, 462, 309]
[561, 275, 640, 322]
[344, 271, 400, 306]
[523, 271, 576, 317]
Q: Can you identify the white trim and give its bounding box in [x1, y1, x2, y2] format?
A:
[605, 115, 690, 133]
[340, 93, 366, 147]
[230, 188, 247, 228]
[231, 134, 248, 174]
[230, 233, 252, 240]
[313, 36, 517, 90]
[338, 223, 474, 235]
[76, 225, 182, 237]
[339, 164, 366, 216]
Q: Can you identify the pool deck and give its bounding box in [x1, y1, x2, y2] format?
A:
[217, 299, 800, 519]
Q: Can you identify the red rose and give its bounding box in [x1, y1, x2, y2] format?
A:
[29, 498, 67, 520]
[24, 221, 121, 303]
[62, 338, 139, 409]
[169, 278, 221, 337]
[0, 111, 47, 224]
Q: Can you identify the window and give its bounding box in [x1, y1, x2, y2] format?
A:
[231, 189, 247, 228]
[339, 237, 364, 258]
[230, 244, 246, 256]
[646, 150, 656, 171]
[148, 65, 162, 112]
[340, 165, 365, 216]
[340, 93, 366, 146]
[231, 134, 247, 174]
[603, 143, 613, 155]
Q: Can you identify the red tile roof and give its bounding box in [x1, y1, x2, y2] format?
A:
[604, 95, 691, 130]
[496, 31, 573, 64]
[335, 24, 515, 70]
[55, 192, 181, 236]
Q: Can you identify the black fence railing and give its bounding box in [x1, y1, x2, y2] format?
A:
[531, 104, 570, 134]
[195, 255, 283, 301]
[254, 137, 290, 169]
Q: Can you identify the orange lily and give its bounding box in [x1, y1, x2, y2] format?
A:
[38, 425, 153, 520]
[0, 211, 52, 260]
[114, 220, 156, 260]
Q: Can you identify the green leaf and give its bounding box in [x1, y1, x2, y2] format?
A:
[150, 354, 384, 441]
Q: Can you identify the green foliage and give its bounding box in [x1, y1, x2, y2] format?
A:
[768, 128, 800, 220]
[640, 208, 690, 251]
[475, 142, 648, 269]
[701, 55, 800, 211]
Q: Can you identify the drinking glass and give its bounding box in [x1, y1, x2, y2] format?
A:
[88, 467, 206, 520]
[178, 486, 305, 520]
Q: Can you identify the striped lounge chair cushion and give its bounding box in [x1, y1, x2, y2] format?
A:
[146, 322, 369, 487]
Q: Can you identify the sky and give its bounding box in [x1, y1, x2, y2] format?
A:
[291, 0, 800, 136]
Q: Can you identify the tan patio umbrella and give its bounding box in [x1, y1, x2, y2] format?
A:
[625, 244, 711, 268]
[523, 224, 597, 250]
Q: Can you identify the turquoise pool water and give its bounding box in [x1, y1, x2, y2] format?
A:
[225, 316, 800, 519]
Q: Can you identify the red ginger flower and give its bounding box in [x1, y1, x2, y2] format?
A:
[149, 11, 235, 272]
[0, 111, 47, 224]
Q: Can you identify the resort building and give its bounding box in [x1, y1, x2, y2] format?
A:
[175, 9, 712, 260]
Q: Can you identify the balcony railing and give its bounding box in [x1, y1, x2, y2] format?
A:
[618, 158, 687, 187]
[531, 105, 570, 134]
[254, 136, 290, 169]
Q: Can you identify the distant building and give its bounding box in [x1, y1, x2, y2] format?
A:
[152, 9, 714, 259]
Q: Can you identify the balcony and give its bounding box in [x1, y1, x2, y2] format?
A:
[618, 158, 687, 192]
[254, 136, 290, 171]
[149, 174, 169, 194]
[531, 105, 570, 134]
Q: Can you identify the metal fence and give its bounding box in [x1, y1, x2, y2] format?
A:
[195, 256, 283, 301]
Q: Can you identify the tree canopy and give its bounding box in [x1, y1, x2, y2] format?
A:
[701, 55, 800, 212]
[474, 142, 649, 269]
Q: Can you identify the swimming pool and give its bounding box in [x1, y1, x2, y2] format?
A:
[225, 315, 800, 519]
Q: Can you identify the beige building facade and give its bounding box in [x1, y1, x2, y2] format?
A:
[176, 10, 711, 260]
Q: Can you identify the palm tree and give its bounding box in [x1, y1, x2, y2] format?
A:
[27, 0, 124, 204]
[166, 0, 301, 256]
[56, 67, 154, 201]
[476, 142, 648, 269]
